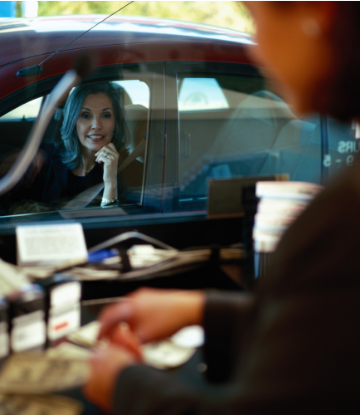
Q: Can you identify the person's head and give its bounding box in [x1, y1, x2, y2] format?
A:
[60, 82, 124, 168]
[245, 2, 360, 122]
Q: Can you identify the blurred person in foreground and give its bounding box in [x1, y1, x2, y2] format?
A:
[84, 2, 360, 414]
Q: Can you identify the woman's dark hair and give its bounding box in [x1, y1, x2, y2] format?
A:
[60, 82, 124, 169]
[312, 2, 360, 122]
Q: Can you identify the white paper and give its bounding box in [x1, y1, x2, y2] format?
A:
[48, 305, 81, 341]
[51, 282, 81, 308]
[16, 223, 88, 267]
[11, 312, 46, 353]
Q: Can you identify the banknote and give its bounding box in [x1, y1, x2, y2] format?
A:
[0, 353, 89, 394]
[67, 321, 100, 348]
[68, 321, 203, 369]
[0, 393, 83, 415]
[143, 340, 195, 369]
[46, 342, 91, 360]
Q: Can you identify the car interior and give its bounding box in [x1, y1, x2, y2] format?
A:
[177, 75, 323, 211]
[0, 60, 356, 222]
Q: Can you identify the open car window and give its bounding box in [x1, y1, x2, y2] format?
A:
[0, 64, 161, 220]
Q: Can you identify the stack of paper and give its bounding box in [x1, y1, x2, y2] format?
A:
[0, 353, 89, 394]
[0, 353, 86, 415]
[0, 394, 83, 415]
[253, 181, 323, 277]
[25, 246, 244, 282]
[0, 259, 32, 296]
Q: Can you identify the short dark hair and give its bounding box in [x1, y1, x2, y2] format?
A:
[60, 82, 124, 169]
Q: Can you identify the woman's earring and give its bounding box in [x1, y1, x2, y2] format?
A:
[301, 18, 320, 37]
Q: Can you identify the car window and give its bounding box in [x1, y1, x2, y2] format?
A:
[0, 65, 159, 219]
[0, 60, 353, 223]
[171, 68, 322, 213]
[0, 97, 43, 120]
[0, 55, 355, 227]
[116, 80, 149, 108]
[178, 78, 229, 111]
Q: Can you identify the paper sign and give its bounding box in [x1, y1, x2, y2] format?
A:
[16, 223, 88, 267]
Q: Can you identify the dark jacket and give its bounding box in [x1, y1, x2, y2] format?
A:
[112, 154, 360, 414]
[32, 143, 105, 207]
[8, 143, 132, 213]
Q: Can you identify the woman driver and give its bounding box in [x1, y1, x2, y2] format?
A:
[11, 81, 125, 212]
[60, 81, 124, 208]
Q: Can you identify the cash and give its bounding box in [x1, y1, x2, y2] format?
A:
[143, 325, 204, 369]
[143, 340, 195, 369]
[46, 342, 91, 360]
[0, 353, 89, 394]
[0, 393, 83, 415]
[67, 321, 101, 349]
[68, 321, 204, 369]
[0, 259, 32, 296]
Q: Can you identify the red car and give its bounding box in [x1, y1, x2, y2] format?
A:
[0, 13, 355, 261]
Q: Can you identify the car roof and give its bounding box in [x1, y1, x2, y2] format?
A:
[0, 15, 255, 103]
[0, 15, 254, 68]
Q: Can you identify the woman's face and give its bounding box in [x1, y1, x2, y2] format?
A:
[245, 2, 333, 115]
[76, 92, 115, 155]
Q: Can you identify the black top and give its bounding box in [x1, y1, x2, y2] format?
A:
[4, 144, 108, 213]
[0, 142, 144, 214]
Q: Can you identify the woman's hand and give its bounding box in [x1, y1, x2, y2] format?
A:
[97, 287, 205, 344]
[84, 317, 144, 412]
[95, 143, 119, 199]
[107, 323, 143, 360]
[83, 345, 139, 413]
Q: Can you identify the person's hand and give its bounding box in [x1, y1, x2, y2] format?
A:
[83, 345, 139, 413]
[98, 287, 205, 344]
[95, 143, 119, 185]
[107, 323, 143, 360]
